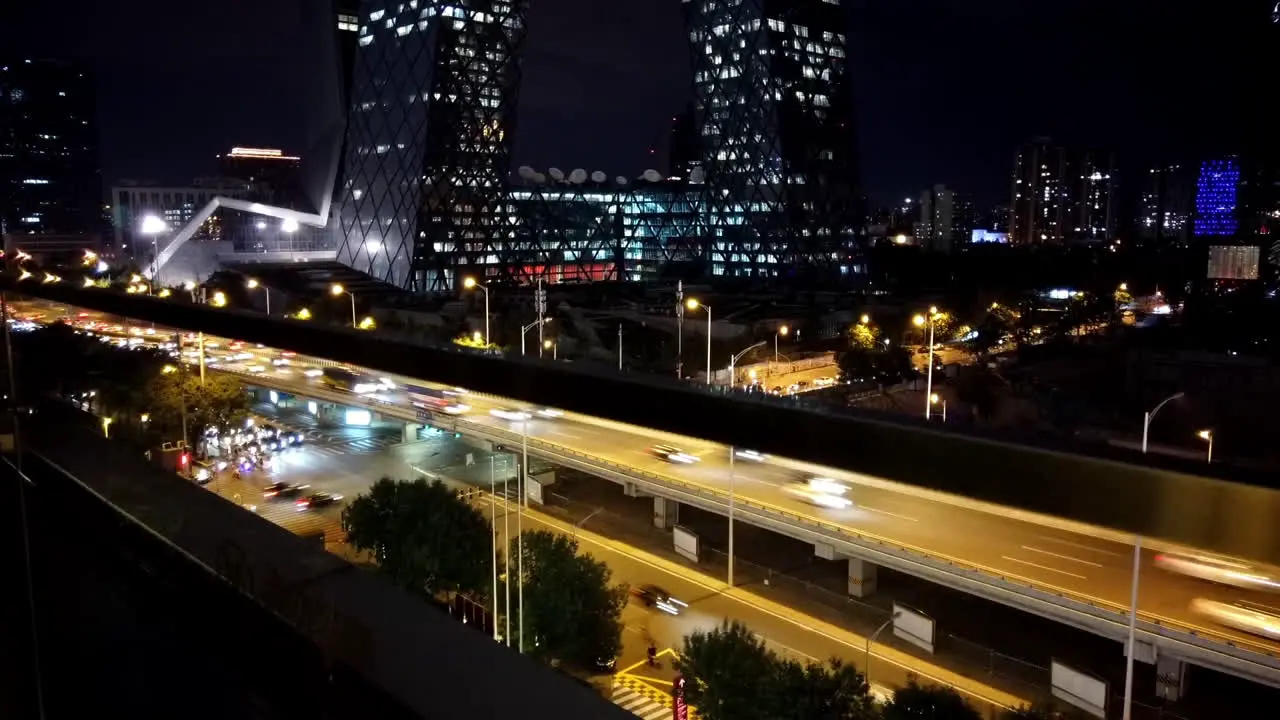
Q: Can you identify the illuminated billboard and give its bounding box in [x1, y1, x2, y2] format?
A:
[1207, 245, 1259, 280]
[971, 229, 1009, 244]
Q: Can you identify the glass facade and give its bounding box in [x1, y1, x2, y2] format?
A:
[683, 0, 861, 279]
[1194, 157, 1240, 237]
[335, 0, 529, 292]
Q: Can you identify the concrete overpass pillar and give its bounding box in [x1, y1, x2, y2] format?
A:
[653, 497, 679, 529]
[847, 558, 877, 598]
[402, 423, 421, 443]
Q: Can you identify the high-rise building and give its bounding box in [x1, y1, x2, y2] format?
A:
[1193, 157, 1241, 237]
[1137, 164, 1191, 244]
[917, 184, 955, 253]
[683, 0, 861, 280]
[1009, 137, 1069, 245]
[1070, 151, 1115, 242]
[665, 105, 702, 181]
[216, 147, 305, 207]
[335, 0, 530, 291]
[0, 58, 100, 238]
[951, 192, 975, 248]
[111, 178, 251, 256]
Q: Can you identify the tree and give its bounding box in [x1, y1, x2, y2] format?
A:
[883, 679, 980, 720]
[342, 477, 494, 599]
[146, 370, 250, 438]
[770, 657, 880, 720]
[677, 619, 777, 720]
[513, 530, 626, 670]
[850, 322, 881, 351]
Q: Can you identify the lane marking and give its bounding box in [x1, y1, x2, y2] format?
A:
[548, 430, 582, 440]
[861, 505, 919, 522]
[1020, 545, 1103, 568]
[1000, 555, 1087, 580]
[1034, 535, 1124, 557]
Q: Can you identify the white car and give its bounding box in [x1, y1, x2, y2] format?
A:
[1191, 599, 1280, 640]
[783, 483, 854, 510]
[651, 445, 699, 464]
[535, 408, 563, 419]
[806, 477, 850, 496]
[490, 408, 532, 422]
[734, 449, 768, 462]
[1154, 552, 1280, 592]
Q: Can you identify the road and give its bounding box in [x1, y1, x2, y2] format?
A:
[16, 300, 1280, 663]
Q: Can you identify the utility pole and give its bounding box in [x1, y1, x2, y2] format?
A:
[617, 324, 623, 371]
[675, 280, 684, 379]
[535, 279, 546, 358]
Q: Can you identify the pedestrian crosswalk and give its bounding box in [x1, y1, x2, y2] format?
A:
[611, 677, 673, 720]
[308, 435, 402, 457]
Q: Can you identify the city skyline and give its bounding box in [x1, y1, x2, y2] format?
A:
[0, 0, 1269, 209]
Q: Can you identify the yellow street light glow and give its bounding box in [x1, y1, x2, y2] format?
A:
[472, 330, 484, 343]
[246, 278, 260, 289]
[130, 274, 144, 284]
[779, 325, 789, 336]
[463, 277, 478, 289]
[43, 272, 60, 283]
[358, 316, 377, 330]
[1198, 429, 1212, 441]
[929, 305, 938, 315]
[18, 269, 32, 281]
[140, 413, 151, 423]
[685, 298, 700, 310]
[162, 365, 178, 374]
[295, 308, 312, 320]
[183, 280, 196, 291]
[330, 283, 345, 296]
[1119, 282, 1128, 291]
[930, 393, 940, 404]
[157, 288, 172, 298]
[83, 277, 95, 287]
[859, 314, 870, 325]
[211, 291, 227, 307]
[912, 314, 925, 327]
[543, 339, 553, 349]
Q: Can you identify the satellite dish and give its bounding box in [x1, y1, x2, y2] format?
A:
[568, 168, 587, 184]
[590, 170, 607, 183]
[642, 169, 662, 183]
[549, 167, 565, 182]
[517, 165, 536, 180]
[689, 167, 706, 184]
[615, 176, 628, 186]
[533, 173, 546, 184]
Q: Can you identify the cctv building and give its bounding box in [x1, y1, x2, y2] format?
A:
[333, 0, 860, 292]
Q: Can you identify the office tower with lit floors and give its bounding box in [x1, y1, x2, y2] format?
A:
[335, 0, 529, 292]
[1009, 138, 1069, 245]
[683, 0, 862, 280]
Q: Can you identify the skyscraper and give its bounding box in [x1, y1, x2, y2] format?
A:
[1193, 157, 1241, 237]
[683, 0, 861, 280]
[0, 58, 100, 238]
[1137, 164, 1191, 244]
[1070, 151, 1115, 242]
[1009, 138, 1069, 245]
[917, 184, 955, 253]
[335, 0, 529, 291]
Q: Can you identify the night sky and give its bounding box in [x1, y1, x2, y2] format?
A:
[1, 0, 1270, 208]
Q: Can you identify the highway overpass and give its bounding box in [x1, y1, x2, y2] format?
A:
[11, 290, 1280, 691]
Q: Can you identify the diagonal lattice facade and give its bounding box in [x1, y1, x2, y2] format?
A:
[335, 0, 529, 292]
[683, 0, 862, 281]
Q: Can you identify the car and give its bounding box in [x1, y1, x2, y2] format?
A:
[630, 584, 687, 616]
[262, 482, 309, 499]
[734, 449, 768, 462]
[1191, 599, 1280, 640]
[534, 408, 563, 419]
[490, 408, 532, 421]
[806, 477, 850, 496]
[783, 482, 854, 510]
[651, 445, 699, 464]
[296, 491, 344, 510]
[1154, 552, 1280, 592]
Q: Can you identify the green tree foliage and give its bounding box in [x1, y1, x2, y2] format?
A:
[512, 529, 626, 670]
[883, 679, 980, 720]
[677, 620, 777, 720]
[771, 657, 880, 720]
[146, 371, 250, 439]
[850, 322, 882, 351]
[342, 477, 494, 599]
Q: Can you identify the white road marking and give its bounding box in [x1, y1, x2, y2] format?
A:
[861, 505, 919, 522]
[548, 430, 582, 440]
[1020, 545, 1103, 568]
[1000, 555, 1087, 580]
[1034, 535, 1124, 557]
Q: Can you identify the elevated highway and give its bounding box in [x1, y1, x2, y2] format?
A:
[11, 290, 1280, 689]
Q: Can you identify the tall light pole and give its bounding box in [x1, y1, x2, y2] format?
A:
[246, 278, 270, 315]
[1141, 391, 1184, 453]
[535, 278, 546, 357]
[518, 418, 528, 654]
[490, 456, 499, 642]
[728, 341, 766, 389]
[686, 298, 711, 385]
[913, 306, 939, 420]
[774, 324, 789, 365]
[676, 280, 684, 379]
[520, 318, 547, 356]
[617, 324, 623, 371]
[330, 283, 356, 328]
[1122, 537, 1142, 720]
[463, 277, 490, 347]
[728, 445, 736, 586]
[140, 215, 167, 292]
[1198, 429, 1213, 464]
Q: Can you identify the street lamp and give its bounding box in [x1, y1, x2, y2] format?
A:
[728, 341, 766, 389]
[775, 324, 789, 365]
[246, 278, 270, 315]
[1141, 392, 1184, 454]
[210, 291, 227, 308]
[543, 339, 556, 360]
[866, 611, 901, 686]
[281, 217, 299, 234]
[913, 306, 940, 420]
[331, 283, 356, 328]
[859, 314, 871, 325]
[294, 308, 312, 321]
[930, 393, 947, 422]
[520, 318, 548, 356]
[140, 215, 167, 292]
[686, 298, 711, 385]
[463, 277, 490, 347]
[1198, 429, 1213, 464]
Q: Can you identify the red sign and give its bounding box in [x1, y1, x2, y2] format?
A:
[672, 675, 688, 720]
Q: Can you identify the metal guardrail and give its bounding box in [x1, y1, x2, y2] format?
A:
[223, 368, 1280, 687]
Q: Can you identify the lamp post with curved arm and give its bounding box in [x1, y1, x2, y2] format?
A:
[1141, 391, 1184, 454]
[728, 341, 767, 389]
[686, 298, 711, 384]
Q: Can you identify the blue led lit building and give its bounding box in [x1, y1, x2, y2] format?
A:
[1193, 157, 1241, 237]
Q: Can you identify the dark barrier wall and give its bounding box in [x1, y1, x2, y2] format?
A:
[10, 281, 1280, 563]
